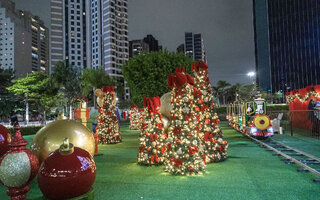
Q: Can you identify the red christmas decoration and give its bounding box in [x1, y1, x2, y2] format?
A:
[0, 126, 39, 200]
[38, 138, 96, 200]
[0, 124, 11, 157]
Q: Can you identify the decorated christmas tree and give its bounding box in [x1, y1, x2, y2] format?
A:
[137, 97, 167, 165]
[138, 108, 145, 130]
[97, 86, 121, 144]
[192, 61, 228, 162]
[164, 67, 206, 175]
[129, 104, 139, 130]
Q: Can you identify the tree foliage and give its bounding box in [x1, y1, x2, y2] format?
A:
[122, 51, 194, 106]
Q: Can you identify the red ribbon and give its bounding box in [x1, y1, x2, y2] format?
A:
[174, 158, 182, 167]
[188, 146, 198, 155]
[203, 132, 213, 142]
[150, 134, 158, 141]
[139, 146, 144, 153]
[173, 127, 181, 136]
[161, 145, 167, 154]
[150, 154, 159, 162]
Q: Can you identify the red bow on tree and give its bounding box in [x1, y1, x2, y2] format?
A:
[220, 145, 225, 153]
[161, 145, 167, 154]
[149, 134, 158, 141]
[173, 127, 181, 136]
[186, 74, 194, 85]
[188, 146, 198, 155]
[139, 145, 145, 153]
[168, 73, 176, 88]
[156, 123, 163, 129]
[150, 154, 159, 162]
[203, 132, 213, 142]
[151, 96, 161, 114]
[174, 158, 183, 167]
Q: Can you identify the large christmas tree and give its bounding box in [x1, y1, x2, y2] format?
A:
[97, 86, 121, 144]
[164, 67, 206, 175]
[192, 61, 228, 162]
[129, 104, 139, 130]
[137, 97, 167, 165]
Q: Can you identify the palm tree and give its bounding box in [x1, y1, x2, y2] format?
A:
[212, 80, 231, 106]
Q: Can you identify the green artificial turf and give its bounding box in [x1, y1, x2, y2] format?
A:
[1, 124, 319, 200]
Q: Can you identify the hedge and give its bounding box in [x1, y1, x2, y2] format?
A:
[9, 126, 44, 136]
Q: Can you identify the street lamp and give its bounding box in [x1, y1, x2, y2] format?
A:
[247, 71, 256, 84]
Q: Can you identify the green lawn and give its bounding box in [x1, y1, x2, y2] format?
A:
[0, 124, 319, 200]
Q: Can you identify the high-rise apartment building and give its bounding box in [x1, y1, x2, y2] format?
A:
[129, 34, 163, 58]
[50, 0, 90, 72]
[253, 0, 320, 93]
[184, 32, 206, 62]
[129, 39, 149, 57]
[0, 0, 49, 77]
[90, 0, 129, 99]
[50, 0, 129, 99]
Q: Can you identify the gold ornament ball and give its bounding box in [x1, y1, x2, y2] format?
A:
[160, 92, 173, 118]
[30, 120, 95, 163]
[162, 116, 170, 131]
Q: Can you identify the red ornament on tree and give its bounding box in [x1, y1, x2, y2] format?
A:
[0, 124, 11, 157]
[0, 126, 39, 200]
[38, 138, 96, 200]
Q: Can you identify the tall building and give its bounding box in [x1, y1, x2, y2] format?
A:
[90, 0, 129, 99]
[50, 0, 90, 72]
[143, 34, 162, 52]
[0, 0, 49, 77]
[253, 0, 320, 93]
[184, 32, 206, 62]
[129, 34, 163, 58]
[50, 0, 129, 99]
[129, 39, 149, 57]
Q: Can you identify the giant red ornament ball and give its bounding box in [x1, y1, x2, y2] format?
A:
[38, 138, 96, 200]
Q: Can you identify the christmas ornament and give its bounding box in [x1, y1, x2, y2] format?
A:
[30, 120, 95, 163]
[160, 92, 173, 118]
[0, 126, 39, 200]
[0, 124, 11, 157]
[38, 138, 96, 200]
[162, 116, 170, 131]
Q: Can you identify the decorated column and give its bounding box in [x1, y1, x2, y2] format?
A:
[164, 67, 206, 175]
[129, 105, 139, 130]
[96, 86, 121, 144]
[192, 61, 228, 163]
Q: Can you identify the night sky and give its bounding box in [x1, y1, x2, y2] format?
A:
[12, 0, 255, 85]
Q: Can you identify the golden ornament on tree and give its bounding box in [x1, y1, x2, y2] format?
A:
[30, 120, 95, 163]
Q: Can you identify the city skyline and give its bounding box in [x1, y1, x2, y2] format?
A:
[11, 0, 255, 86]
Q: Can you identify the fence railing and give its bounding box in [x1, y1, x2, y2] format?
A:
[266, 110, 320, 139]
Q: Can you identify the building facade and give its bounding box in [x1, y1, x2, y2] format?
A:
[176, 43, 184, 54]
[253, 0, 320, 93]
[129, 39, 149, 57]
[184, 32, 206, 62]
[0, 0, 49, 77]
[90, 0, 129, 99]
[50, 0, 91, 72]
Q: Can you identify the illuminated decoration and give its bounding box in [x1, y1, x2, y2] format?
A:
[96, 86, 121, 144]
[137, 97, 167, 165]
[72, 97, 90, 127]
[286, 85, 320, 103]
[164, 67, 206, 175]
[191, 61, 228, 163]
[0, 124, 11, 158]
[286, 85, 320, 130]
[138, 108, 146, 130]
[38, 138, 96, 200]
[129, 104, 139, 130]
[0, 126, 39, 200]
